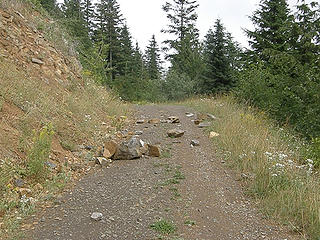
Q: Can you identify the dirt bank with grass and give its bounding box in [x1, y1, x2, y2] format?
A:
[0, 2, 129, 238]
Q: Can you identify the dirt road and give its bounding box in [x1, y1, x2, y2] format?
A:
[25, 105, 300, 240]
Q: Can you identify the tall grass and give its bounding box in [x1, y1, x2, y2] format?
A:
[185, 96, 320, 239]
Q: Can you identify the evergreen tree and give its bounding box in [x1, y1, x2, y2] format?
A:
[95, 0, 123, 80]
[291, 1, 320, 65]
[81, 0, 95, 34]
[118, 24, 134, 76]
[202, 19, 238, 93]
[132, 42, 145, 77]
[61, 0, 91, 49]
[145, 35, 162, 79]
[245, 0, 293, 58]
[40, 0, 56, 13]
[162, 0, 199, 59]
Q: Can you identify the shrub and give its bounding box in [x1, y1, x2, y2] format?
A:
[27, 123, 54, 178]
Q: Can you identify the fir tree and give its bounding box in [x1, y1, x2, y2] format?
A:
[61, 0, 91, 48]
[202, 19, 234, 93]
[118, 24, 134, 76]
[162, 0, 199, 59]
[292, 1, 320, 65]
[81, 0, 95, 34]
[145, 35, 162, 79]
[40, 0, 56, 13]
[245, 0, 293, 57]
[95, 0, 123, 80]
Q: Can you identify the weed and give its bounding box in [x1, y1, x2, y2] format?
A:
[60, 140, 76, 152]
[0, 97, 3, 112]
[173, 170, 185, 180]
[150, 219, 176, 235]
[27, 123, 54, 178]
[161, 150, 172, 159]
[184, 220, 196, 226]
[169, 187, 181, 198]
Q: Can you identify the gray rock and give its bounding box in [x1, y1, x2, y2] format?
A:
[31, 58, 44, 65]
[167, 129, 185, 138]
[191, 140, 200, 146]
[136, 119, 145, 124]
[198, 122, 211, 128]
[14, 178, 24, 187]
[113, 137, 142, 160]
[207, 113, 217, 120]
[91, 212, 103, 221]
[45, 161, 57, 169]
[135, 131, 143, 135]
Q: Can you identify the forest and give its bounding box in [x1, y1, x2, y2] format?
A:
[32, 0, 319, 140]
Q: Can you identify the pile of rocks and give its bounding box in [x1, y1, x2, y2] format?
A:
[95, 137, 161, 166]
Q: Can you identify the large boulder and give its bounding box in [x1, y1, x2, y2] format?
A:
[113, 137, 142, 160]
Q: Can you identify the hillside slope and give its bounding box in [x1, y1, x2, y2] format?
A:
[0, 1, 129, 237]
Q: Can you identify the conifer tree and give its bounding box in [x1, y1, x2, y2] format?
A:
[245, 0, 293, 56]
[81, 0, 95, 34]
[291, 1, 320, 65]
[145, 35, 162, 79]
[40, 0, 56, 13]
[95, 0, 123, 80]
[61, 0, 91, 48]
[162, 0, 199, 59]
[202, 19, 237, 93]
[118, 24, 134, 76]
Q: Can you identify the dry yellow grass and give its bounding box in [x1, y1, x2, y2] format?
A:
[184, 95, 320, 239]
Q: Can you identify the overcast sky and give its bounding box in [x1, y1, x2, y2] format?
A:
[57, 0, 308, 51]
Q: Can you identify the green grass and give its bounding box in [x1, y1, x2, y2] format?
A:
[161, 150, 172, 159]
[184, 220, 196, 226]
[150, 219, 176, 235]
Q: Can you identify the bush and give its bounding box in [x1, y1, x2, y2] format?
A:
[235, 53, 320, 139]
[27, 123, 54, 178]
[162, 70, 197, 101]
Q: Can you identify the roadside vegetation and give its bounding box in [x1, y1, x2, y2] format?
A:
[0, 0, 129, 238]
[185, 96, 320, 239]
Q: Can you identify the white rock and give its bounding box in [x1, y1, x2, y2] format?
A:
[91, 212, 103, 221]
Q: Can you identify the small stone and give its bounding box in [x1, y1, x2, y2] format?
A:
[135, 131, 143, 135]
[193, 119, 201, 125]
[148, 144, 161, 157]
[168, 116, 180, 123]
[207, 113, 217, 120]
[31, 58, 44, 65]
[96, 157, 111, 167]
[167, 129, 185, 138]
[136, 119, 145, 124]
[14, 178, 24, 187]
[198, 122, 211, 128]
[44, 161, 57, 169]
[91, 212, 103, 221]
[186, 113, 194, 117]
[103, 140, 118, 158]
[209, 132, 220, 138]
[148, 118, 160, 124]
[191, 140, 200, 146]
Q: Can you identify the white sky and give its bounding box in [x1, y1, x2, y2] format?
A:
[117, 0, 305, 51]
[57, 0, 309, 51]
